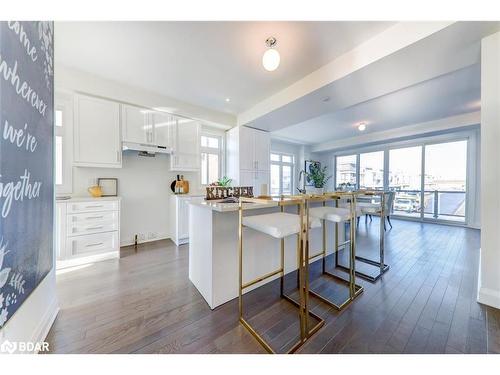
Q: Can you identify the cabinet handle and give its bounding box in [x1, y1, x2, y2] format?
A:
[85, 242, 104, 248]
[86, 215, 104, 220]
[86, 226, 104, 231]
[84, 205, 104, 208]
[116, 151, 120, 162]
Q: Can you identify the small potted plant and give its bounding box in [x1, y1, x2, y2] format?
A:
[305, 164, 331, 194]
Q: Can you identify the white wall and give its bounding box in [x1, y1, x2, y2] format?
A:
[55, 66, 228, 246]
[478, 31, 500, 309]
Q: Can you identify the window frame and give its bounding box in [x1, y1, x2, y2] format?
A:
[200, 130, 224, 186]
[332, 130, 475, 226]
[55, 92, 73, 195]
[270, 151, 295, 196]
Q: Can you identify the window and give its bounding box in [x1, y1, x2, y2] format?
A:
[359, 151, 384, 190]
[270, 152, 294, 195]
[333, 136, 471, 224]
[424, 140, 467, 222]
[335, 154, 357, 188]
[389, 146, 422, 218]
[201, 134, 223, 185]
[55, 94, 73, 195]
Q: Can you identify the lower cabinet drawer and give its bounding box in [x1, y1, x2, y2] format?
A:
[69, 231, 119, 257]
[67, 211, 119, 236]
[67, 200, 119, 213]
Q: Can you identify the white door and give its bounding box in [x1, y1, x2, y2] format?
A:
[254, 129, 270, 172]
[153, 112, 173, 148]
[74, 94, 121, 167]
[239, 126, 255, 171]
[121, 104, 151, 145]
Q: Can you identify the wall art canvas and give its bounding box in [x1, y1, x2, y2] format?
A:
[0, 21, 54, 329]
[304, 160, 321, 187]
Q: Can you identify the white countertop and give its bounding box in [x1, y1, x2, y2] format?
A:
[190, 199, 276, 212]
[171, 193, 205, 198]
[55, 196, 121, 203]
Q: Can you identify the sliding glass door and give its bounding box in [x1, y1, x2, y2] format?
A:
[389, 146, 423, 218]
[334, 138, 468, 224]
[423, 140, 467, 222]
[335, 154, 357, 189]
[359, 151, 384, 190]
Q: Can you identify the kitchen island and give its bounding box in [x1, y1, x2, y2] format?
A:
[188, 199, 344, 309]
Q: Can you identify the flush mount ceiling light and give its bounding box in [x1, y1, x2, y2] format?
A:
[357, 122, 367, 131]
[225, 98, 231, 102]
[262, 37, 280, 72]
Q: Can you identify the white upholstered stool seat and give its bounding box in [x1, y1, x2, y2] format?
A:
[309, 207, 352, 223]
[243, 212, 321, 239]
[356, 202, 380, 215]
[338, 203, 363, 217]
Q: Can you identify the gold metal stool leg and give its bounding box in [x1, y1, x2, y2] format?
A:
[307, 197, 363, 311]
[238, 199, 324, 354]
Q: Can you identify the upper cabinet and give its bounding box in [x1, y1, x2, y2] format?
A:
[73, 94, 122, 168]
[121, 104, 152, 145]
[170, 117, 200, 171]
[153, 111, 174, 149]
[122, 105, 174, 149]
[253, 129, 271, 172]
[72, 93, 200, 170]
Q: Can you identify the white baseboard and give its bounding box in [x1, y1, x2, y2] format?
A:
[477, 286, 500, 309]
[56, 251, 119, 270]
[0, 269, 59, 354]
[31, 292, 59, 353]
[120, 235, 170, 248]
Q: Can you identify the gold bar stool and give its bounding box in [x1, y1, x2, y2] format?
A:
[238, 196, 324, 354]
[337, 191, 390, 283]
[307, 193, 363, 310]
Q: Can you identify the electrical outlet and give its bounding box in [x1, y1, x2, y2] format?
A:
[148, 232, 157, 239]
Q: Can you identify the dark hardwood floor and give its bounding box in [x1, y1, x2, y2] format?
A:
[45, 218, 500, 354]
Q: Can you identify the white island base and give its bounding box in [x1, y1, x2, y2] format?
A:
[188, 201, 344, 309]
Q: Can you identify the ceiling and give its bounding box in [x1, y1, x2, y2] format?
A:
[54, 21, 394, 114]
[272, 64, 481, 144]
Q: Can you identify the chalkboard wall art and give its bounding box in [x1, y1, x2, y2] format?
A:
[0, 21, 54, 329]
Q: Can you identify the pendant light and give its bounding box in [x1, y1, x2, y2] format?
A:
[262, 37, 280, 71]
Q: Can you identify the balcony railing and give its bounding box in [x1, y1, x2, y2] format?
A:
[390, 189, 466, 222]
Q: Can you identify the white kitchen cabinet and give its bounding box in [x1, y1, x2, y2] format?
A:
[74, 94, 122, 168]
[226, 126, 270, 196]
[121, 104, 152, 145]
[239, 170, 270, 197]
[170, 195, 204, 245]
[153, 111, 174, 149]
[238, 126, 255, 170]
[122, 105, 174, 150]
[254, 130, 271, 172]
[170, 117, 200, 171]
[56, 197, 121, 270]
